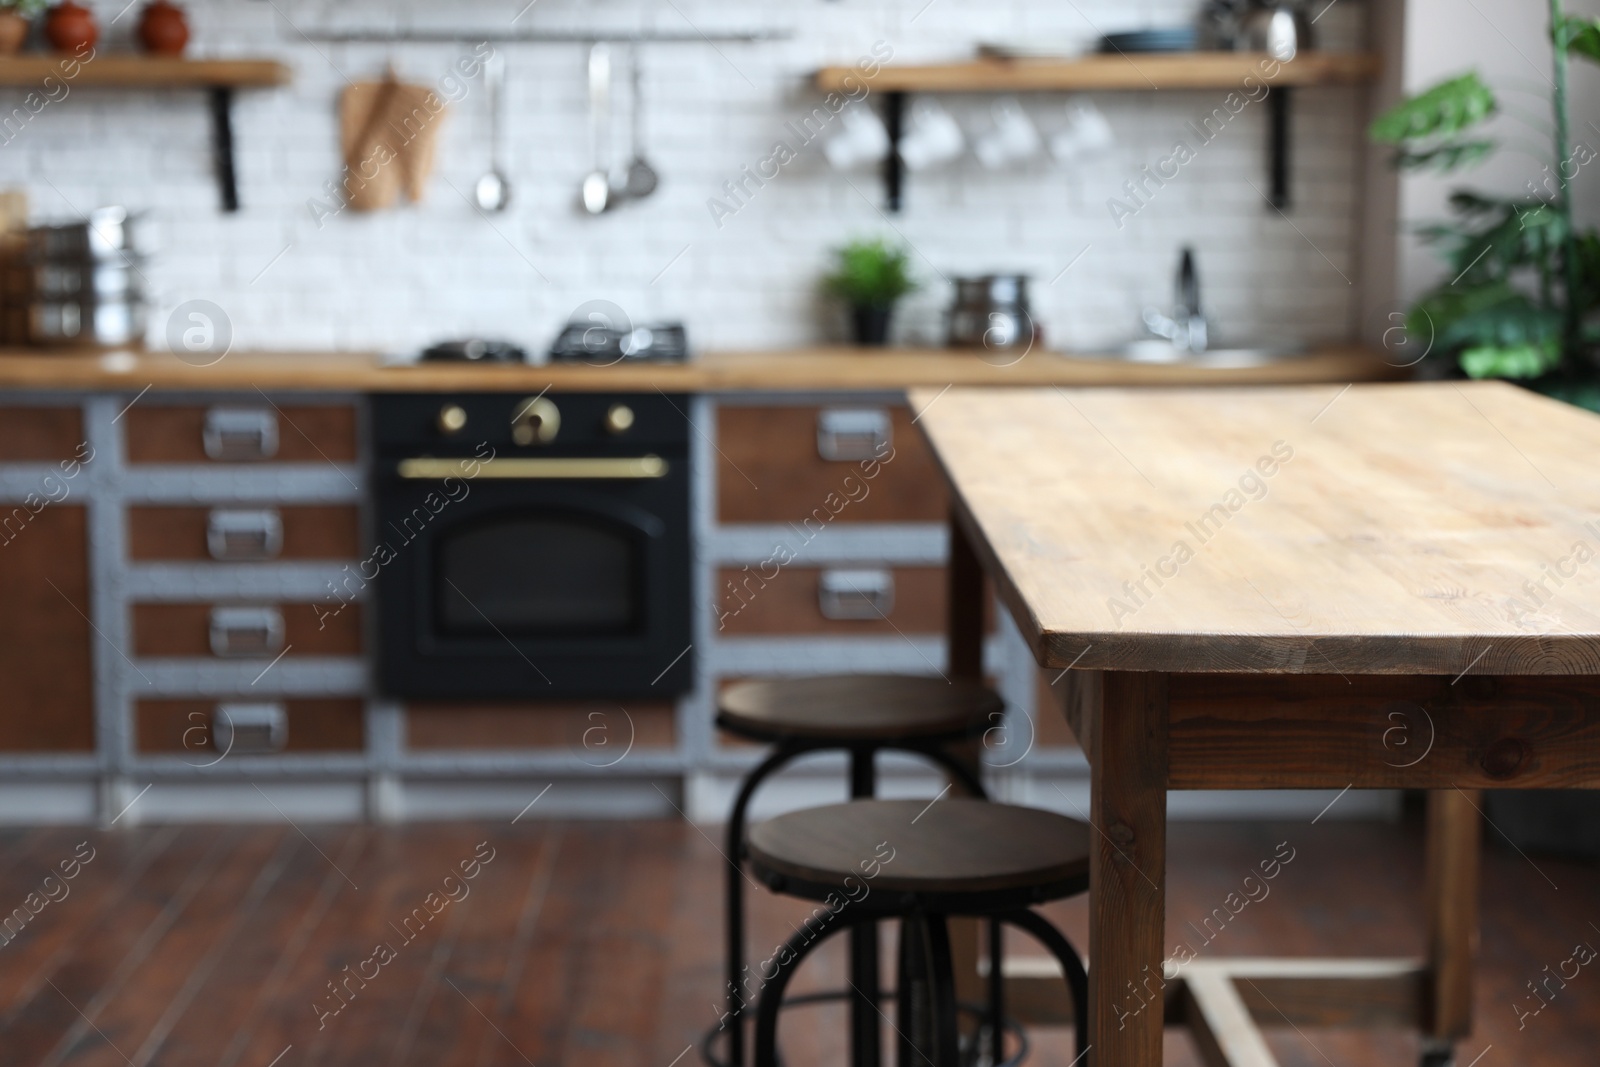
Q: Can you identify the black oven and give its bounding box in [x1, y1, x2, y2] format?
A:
[371, 392, 693, 699]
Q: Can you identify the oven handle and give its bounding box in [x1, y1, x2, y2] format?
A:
[396, 455, 669, 480]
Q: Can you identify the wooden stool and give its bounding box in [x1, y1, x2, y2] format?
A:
[747, 798, 1092, 1067]
[713, 675, 1002, 1067]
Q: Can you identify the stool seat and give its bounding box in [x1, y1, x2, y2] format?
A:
[717, 674, 1001, 742]
[748, 798, 1091, 908]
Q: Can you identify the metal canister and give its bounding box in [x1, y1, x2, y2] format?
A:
[21, 206, 148, 348]
[947, 274, 1034, 351]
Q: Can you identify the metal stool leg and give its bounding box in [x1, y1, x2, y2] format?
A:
[986, 918, 1005, 1066]
[923, 915, 963, 1067]
[999, 910, 1089, 1061]
[753, 907, 866, 1067]
[849, 747, 882, 1067]
[724, 741, 818, 1067]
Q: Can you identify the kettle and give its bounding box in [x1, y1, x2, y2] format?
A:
[1240, 2, 1312, 61]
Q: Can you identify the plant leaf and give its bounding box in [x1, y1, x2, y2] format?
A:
[1556, 16, 1600, 62]
[1393, 140, 1497, 171]
[1460, 341, 1561, 379]
[1370, 73, 1497, 144]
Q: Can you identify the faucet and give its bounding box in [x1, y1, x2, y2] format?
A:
[1141, 247, 1209, 353]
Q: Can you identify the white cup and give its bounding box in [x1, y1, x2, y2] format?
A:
[973, 97, 1042, 170]
[1049, 100, 1116, 163]
[897, 98, 966, 172]
[823, 106, 891, 170]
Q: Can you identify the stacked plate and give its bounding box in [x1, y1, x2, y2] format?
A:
[1099, 27, 1199, 53]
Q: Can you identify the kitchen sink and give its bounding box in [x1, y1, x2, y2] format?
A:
[1118, 339, 1311, 367]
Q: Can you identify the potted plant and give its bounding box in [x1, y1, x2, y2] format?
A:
[822, 237, 917, 347]
[1369, 0, 1600, 411]
[0, 0, 46, 54]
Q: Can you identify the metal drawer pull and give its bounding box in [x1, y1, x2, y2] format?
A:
[203, 407, 279, 461]
[213, 702, 287, 755]
[397, 455, 668, 480]
[817, 408, 891, 462]
[206, 509, 284, 560]
[818, 568, 895, 620]
[209, 606, 286, 658]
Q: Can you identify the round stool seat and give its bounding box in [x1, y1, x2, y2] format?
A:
[717, 674, 1001, 742]
[748, 798, 1091, 911]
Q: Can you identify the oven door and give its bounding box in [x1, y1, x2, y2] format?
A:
[373, 461, 692, 699]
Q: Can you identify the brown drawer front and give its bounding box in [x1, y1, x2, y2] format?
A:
[0, 504, 94, 751]
[136, 699, 365, 753]
[124, 404, 359, 464]
[132, 603, 362, 658]
[716, 405, 948, 524]
[0, 406, 84, 460]
[128, 506, 360, 561]
[716, 565, 943, 635]
[407, 702, 676, 751]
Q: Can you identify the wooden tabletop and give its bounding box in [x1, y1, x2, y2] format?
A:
[0, 345, 1399, 393]
[914, 381, 1600, 676]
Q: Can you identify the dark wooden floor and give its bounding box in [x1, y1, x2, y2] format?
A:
[0, 813, 1596, 1067]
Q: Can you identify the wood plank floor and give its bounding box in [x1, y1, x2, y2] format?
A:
[0, 813, 1596, 1067]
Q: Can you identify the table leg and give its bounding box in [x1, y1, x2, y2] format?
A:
[1425, 789, 1481, 1048]
[1089, 671, 1169, 1067]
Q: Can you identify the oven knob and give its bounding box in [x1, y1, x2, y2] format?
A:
[604, 404, 635, 435]
[511, 396, 561, 445]
[437, 404, 468, 435]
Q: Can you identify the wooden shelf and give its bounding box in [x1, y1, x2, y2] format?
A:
[815, 52, 1378, 93]
[0, 54, 289, 88]
[0, 55, 290, 212]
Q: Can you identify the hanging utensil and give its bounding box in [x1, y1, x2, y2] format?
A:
[581, 43, 613, 215]
[474, 52, 511, 212]
[622, 46, 659, 201]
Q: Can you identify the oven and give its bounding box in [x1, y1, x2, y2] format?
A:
[371, 392, 693, 699]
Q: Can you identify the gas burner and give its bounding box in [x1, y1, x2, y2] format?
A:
[420, 339, 527, 363]
[547, 322, 688, 365]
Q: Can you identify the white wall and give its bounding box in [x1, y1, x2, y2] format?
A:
[1, 0, 1370, 354]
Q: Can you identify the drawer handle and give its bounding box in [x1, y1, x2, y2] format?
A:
[206, 509, 284, 561]
[818, 568, 895, 620]
[203, 407, 279, 461]
[817, 408, 891, 462]
[209, 606, 286, 658]
[213, 702, 287, 755]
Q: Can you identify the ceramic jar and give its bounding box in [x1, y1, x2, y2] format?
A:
[137, 0, 187, 55]
[43, 1, 97, 54]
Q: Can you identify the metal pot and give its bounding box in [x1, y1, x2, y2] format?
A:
[28, 296, 145, 346]
[29, 260, 143, 300]
[947, 274, 1034, 350]
[28, 206, 144, 262]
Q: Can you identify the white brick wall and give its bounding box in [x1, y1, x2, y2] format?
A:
[0, 0, 1370, 354]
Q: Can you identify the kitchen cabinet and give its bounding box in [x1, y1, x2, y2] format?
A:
[136, 698, 365, 753]
[127, 504, 361, 560]
[0, 503, 94, 751]
[123, 403, 358, 464]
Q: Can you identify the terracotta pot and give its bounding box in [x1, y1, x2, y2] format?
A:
[137, 0, 187, 55]
[43, 1, 97, 54]
[0, 10, 29, 55]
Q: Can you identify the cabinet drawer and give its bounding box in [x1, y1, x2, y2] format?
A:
[136, 698, 365, 754]
[124, 404, 358, 464]
[128, 505, 361, 561]
[132, 602, 362, 658]
[716, 405, 948, 524]
[717, 565, 994, 635]
[0, 405, 83, 460]
[406, 702, 676, 751]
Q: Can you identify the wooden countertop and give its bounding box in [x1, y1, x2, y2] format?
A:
[914, 381, 1600, 675]
[0, 344, 1402, 393]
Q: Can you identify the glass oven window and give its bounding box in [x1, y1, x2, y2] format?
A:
[436, 514, 638, 635]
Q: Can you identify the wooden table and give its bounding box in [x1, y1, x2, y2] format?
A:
[914, 381, 1600, 1067]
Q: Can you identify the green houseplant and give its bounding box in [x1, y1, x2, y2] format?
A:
[1370, 0, 1600, 410]
[822, 237, 917, 347]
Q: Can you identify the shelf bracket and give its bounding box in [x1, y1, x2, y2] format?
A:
[1269, 85, 1291, 210]
[883, 91, 906, 213]
[209, 85, 240, 213]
